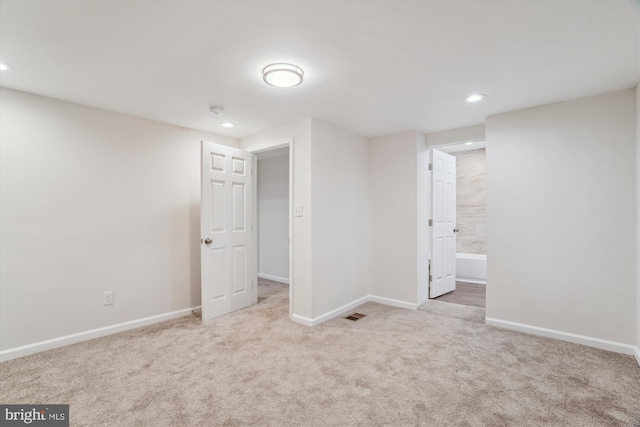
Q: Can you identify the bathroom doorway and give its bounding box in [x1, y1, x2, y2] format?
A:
[429, 140, 487, 308]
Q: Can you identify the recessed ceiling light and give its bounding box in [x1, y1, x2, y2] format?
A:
[465, 141, 473, 145]
[262, 63, 304, 88]
[466, 94, 486, 103]
[0, 63, 14, 71]
[220, 122, 235, 128]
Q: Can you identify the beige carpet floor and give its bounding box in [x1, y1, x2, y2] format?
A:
[1, 278, 639, 426]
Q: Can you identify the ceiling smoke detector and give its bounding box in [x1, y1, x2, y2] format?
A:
[210, 105, 225, 115]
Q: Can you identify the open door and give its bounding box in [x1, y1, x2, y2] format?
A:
[201, 141, 256, 321]
[429, 149, 457, 298]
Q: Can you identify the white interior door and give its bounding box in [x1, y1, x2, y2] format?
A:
[430, 149, 456, 298]
[201, 141, 256, 321]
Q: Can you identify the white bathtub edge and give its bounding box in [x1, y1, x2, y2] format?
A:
[456, 253, 487, 260]
[456, 253, 487, 283]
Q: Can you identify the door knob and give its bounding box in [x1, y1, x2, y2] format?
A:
[204, 238, 213, 245]
[453, 228, 459, 233]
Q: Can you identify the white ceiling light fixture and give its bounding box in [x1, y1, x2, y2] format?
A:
[465, 141, 473, 145]
[0, 62, 14, 71]
[466, 94, 486, 103]
[220, 122, 235, 128]
[262, 63, 304, 88]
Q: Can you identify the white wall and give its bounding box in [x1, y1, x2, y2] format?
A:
[257, 154, 289, 282]
[636, 8, 640, 362]
[370, 131, 428, 307]
[636, 83, 640, 357]
[242, 119, 373, 321]
[486, 89, 637, 346]
[0, 87, 239, 352]
[309, 120, 370, 317]
[426, 124, 485, 146]
[241, 120, 312, 319]
[416, 132, 429, 306]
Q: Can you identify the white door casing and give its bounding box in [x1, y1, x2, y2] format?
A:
[249, 140, 294, 316]
[430, 149, 456, 298]
[201, 141, 256, 321]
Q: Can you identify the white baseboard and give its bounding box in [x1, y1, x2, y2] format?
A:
[257, 273, 290, 285]
[311, 295, 370, 326]
[0, 306, 200, 362]
[634, 347, 640, 367]
[456, 277, 487, 285]
[291, 294, 416, 328]
[290, 314, 313, 327]
[486, 317, 636, 356]
[291, 295, 370, 327]
[369, 295, 418, 311]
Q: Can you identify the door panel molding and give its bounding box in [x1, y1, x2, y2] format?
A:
[201, 141, 255, 321]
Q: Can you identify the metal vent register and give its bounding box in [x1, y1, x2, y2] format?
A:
[344, 312, 367, 321]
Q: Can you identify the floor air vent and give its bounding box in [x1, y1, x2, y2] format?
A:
[344, 312, 366, 321]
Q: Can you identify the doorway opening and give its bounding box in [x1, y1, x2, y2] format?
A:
[200, 139, 293, 323]
[253, 144, 292, 318]
[428, 140, 487, 309]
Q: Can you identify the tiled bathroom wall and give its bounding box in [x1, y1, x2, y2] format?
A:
[453, 149, 486, 255]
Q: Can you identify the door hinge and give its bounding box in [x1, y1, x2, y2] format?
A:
[429, 275, 432, 283]
[428, 219, 433, 226]
[428, 164, 432, 171]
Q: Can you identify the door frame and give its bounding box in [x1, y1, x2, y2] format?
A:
[426, 140, 486, 300]
[428, 148, 457, 298]
[250, 138, 294, 316]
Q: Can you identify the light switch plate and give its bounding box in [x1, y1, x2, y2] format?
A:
[294, 204, 303, 217]
[103, 291, 114, 306]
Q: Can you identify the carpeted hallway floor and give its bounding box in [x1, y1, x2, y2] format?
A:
[1, 278, 639, 426]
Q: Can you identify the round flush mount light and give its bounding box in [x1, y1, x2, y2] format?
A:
[0, 62, 14, 71]
[220, 122, 235, 128]
[262, 63, 304, 88]
[465, 141, 473, 145]
[466, 94, 486, 103]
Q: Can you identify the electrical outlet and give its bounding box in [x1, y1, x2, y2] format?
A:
[294, 204, 303, 217]
[103, 291, 114, 306]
